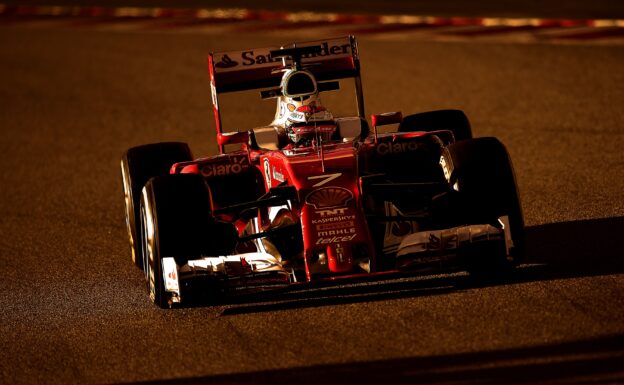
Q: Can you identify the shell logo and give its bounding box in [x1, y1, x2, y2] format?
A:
[305, 187, 353, 209]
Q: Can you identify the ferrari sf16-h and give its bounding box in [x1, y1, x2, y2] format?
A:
[121, 36, 525, 308]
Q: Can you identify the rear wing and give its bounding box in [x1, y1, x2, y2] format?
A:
[208, 36, 365, 152]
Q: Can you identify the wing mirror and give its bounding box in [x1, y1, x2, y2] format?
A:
[371, 111, 403, 128]
[371, 111, 403, 143]
[217, 131, 250, 146]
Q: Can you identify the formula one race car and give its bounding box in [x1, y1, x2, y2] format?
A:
[121, 36, 525, 308]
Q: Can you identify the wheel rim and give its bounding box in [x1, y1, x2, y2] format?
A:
[141, 189, 162, 305]
[121, 160, 137, 265]
[141, 204, 154, 290]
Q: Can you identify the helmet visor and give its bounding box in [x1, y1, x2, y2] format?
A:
[283, 71, 317, 98]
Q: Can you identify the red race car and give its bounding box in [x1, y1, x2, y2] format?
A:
[121, 36, 525, 308]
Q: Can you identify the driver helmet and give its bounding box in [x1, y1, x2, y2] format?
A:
[271, 69, 335, 146]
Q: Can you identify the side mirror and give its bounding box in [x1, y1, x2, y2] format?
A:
[371, 112, 403, 143]
[371, 111, 403, 128]
[217, 131, 250, 146]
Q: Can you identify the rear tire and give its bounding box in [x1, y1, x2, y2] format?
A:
[440, 137, 525, 274]
[140, 174, 238, 308]
[121, 142, 192, 270]
[399, 109, 472, 141]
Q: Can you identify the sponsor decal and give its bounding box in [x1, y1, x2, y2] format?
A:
[213, 40, 352, 73]
[312, 214, 354, 225]
[305, 186, 358, 244]
[287, 103, 296, 112]
[210, 81, 218, 108]
[296, 101, 326, 114]
[286, 105, 334, 124]
[241, 50, 282, 66]
[212, 47, 278, 73]
[201, 156, 248, 177]
[376, 141, 420, 155]
[263, 158, 271, 189]
[427, 233, 458, 251]
[241, 42, 351, 66]
[272, 167, 285, 183]
[215, 54, 238, 69]
[317, 208, 349, 217]
[440, 156, 451, 182]
[316, 233, 357, 245]
[288, 111, 306, 122]
[318, 227, 356, 237]
[162, 257, 179, 292]
[316, 221, 355, 231]
[291, 123, 336, 135]
[335, 243, 346, 263]
[307, 173, 341, 187]
[300, 42, 351, 59]
[305, 187, 353, 209]
[311, 214, 355, 225]
[309, 203, 358, 244]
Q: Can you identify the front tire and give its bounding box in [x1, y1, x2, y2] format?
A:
[121, 142, 192, 270]
[140, 174, 238, 308]
[440, 137, 525, 273]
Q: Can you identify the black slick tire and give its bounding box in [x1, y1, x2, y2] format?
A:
[140, 174, 237, 308]
[440, 137, 525, 274]
[121, 142, 192, 270]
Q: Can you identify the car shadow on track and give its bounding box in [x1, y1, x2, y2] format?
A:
[524, 216, 624, 276]
[123, 333, 624, 385]
[187, 216, 624, 315]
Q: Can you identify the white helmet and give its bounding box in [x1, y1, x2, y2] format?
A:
[271, 69, 335, 146]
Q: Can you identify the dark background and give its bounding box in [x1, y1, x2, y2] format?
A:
[4, 0, 624, 18]
[0, 1, 623, 384]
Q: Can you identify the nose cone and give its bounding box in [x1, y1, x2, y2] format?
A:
[327, 243, 354, 273]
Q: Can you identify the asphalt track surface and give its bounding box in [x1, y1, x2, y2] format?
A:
[1, 20, 624, 385]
